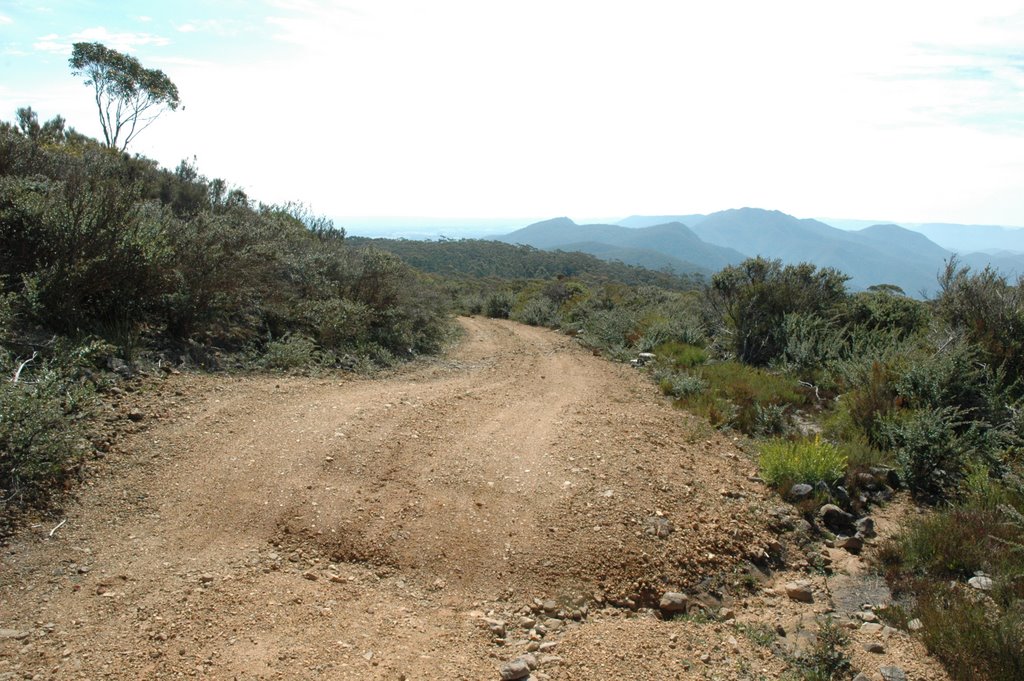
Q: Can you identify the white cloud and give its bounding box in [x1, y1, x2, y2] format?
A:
[13, 0, 1024, 224]
[174, 19, 247, 37]
[33, 26, 171, 55]
[0, 14, 13, 25]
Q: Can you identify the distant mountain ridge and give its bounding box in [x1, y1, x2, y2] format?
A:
[498, 208, 1024, 296]
[498, 217, 746, 275]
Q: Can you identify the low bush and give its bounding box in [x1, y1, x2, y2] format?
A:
[485, 290, 514, 319]
[654, 341, 707, 368]
[260, 334, 325, 370]
[914, 583, 1024, 681]
[675, 361, 807, 435]
[759, 436, 847, 491]
[788, 617, 852, 681]
[655, 369, 708, 399]
[0, 346, 99, 530]
[513, 295, 559, 328]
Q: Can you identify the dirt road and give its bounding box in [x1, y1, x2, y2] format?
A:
[0, 319, 943, 679]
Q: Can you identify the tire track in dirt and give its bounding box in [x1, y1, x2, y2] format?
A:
[0, 318, 779, 679]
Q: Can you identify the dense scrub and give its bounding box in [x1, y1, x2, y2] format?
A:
[0, 109, 451, 522]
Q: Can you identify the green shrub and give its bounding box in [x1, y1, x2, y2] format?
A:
[654, 341, 707, 368]
[880, 407, 971, 500]
[781, 311, 846, 376]
[759, 437, 847, 491]
[707, 257, 848, 366]
[485, 290, 514, 319]
[260, 334, 324, 370]
[937, 260, 1024, 396]
[753, 402, 790, 437]
[0, 348, 96, 525]
[513, 295, 559, 328]
[676, 361, 806, 434]
[582, 307, 641, 350]
[914, 582, 1024, 681]
[656, 370, 708, 399]
[788, 617, 852, 681]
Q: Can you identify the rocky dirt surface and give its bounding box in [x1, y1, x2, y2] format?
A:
[0, 318, 950, 680]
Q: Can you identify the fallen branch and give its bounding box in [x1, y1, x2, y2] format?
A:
[11, 351, 38, 383]
[48, 518, 66, 538]
[798, 380, 822, 401]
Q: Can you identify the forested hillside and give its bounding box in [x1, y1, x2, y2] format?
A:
[347, 236, 702, 290]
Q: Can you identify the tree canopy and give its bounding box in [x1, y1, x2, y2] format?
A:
[69, 42, 180, 151]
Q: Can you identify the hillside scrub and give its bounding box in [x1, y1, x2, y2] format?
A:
[0, 110, 452, 523]
[0, 112, 452, 365]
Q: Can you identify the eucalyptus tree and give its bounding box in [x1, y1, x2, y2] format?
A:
[69, 42, 180, 151]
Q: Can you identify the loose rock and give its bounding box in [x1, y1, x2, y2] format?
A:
[880, 666, 907, 681]
[818, 504, 855, 534]
[784, 581, 814, 603]
[659, 592, 689, 614]
[644, 516, 674, 539]
[968, 575, 993, 591]
[499, 658, 531, 680]
[788, 483, 813, 501]
[835, 536, 864, 554]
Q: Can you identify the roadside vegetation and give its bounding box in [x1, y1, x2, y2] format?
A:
[3, 98, 1022, 678]
[0, 109, 452, 528]
[401, 247, 1022, 680]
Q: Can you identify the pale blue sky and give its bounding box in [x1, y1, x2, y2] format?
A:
[2, 1, 1024, 227]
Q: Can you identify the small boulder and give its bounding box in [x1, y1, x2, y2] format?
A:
[835, 536, 864, 554]
[814, 480, 832, 499]
[863, 641, 885, 654]
[484, 618, 506, 637]
[499, 658, 531, 680]
[818, 504, 855, 534]
[854, 517, 876, 538]
[784, 581, 814, 603]
[968, 575, 993, 591]
[870, 466, 901, 489]
[659, 592, 689, 614]
[788, 483, 813, 501]
[880, 666, 907, 681]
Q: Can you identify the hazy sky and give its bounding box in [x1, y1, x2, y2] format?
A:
[2, 1, 1024, 227]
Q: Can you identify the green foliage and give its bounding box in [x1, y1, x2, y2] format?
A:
[937, 259, 1024, 396]
[759, 437, 847, 491]
[787, 618, 852, 681]
[512, 295, 559, 327]
[0, 346, 98, 525]
[347, 237, 699, 291]
[708, 257, 848, 365]
[844, 289, 930, 339]
[676, 361, 806, 435]
[0, 113, 452, 369]
[485, 290, 514, 319]
[915, 583, 1024, 681]
[655, 369, 708, 399]
[260, 334, 324, 370]
[654, 341, 707, 368]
